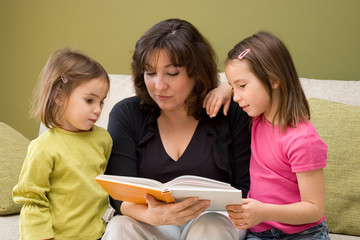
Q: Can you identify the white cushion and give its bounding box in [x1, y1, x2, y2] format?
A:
[299, 78, 360, 106]
[96, 74, 135, 129]
[40, 74, 360, 133]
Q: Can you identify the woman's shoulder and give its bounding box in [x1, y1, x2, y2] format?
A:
[228, 100, 243, 113]
[111, 96, 141, 111]
[205, 100, 251, 134]
[109, 96, 156, 127]
[209, 100, 248, 120]
[110, 96, 146, 117]
[226, 100, 251, 124]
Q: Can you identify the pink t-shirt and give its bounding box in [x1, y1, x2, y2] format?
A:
[248, 116, 327, 234]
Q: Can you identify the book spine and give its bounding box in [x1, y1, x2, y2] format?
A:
[161, 191, 175, 203]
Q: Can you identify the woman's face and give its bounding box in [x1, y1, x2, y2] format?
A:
[144, 50, 195, 113]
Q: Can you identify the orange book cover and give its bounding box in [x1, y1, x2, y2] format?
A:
[95, 175, 175, 204]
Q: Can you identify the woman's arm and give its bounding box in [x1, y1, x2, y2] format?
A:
[228, 101, 251, 196]
[227, 168, 326, 229]
[105, 98, 146, 211]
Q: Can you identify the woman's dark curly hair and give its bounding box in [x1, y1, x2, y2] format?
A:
[132, 18, 219, 119]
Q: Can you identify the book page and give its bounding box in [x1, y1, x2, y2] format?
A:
[171, 188, 242, 211]
[165, 175, 233, 189]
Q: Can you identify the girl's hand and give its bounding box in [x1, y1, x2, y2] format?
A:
[203, 84, 232, 118]
[226, 170, 326, 230]
[226, 198, 265, 230]
[144, 194, 210, 225]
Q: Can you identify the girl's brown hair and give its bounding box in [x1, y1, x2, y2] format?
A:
[132, 18, 219, 119]
[31, 48, 109, 128]
[226, 31, 310, 131]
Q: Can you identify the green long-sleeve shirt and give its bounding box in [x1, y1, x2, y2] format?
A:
[13, 126, 112, 240]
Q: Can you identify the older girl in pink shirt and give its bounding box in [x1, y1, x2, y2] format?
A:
[223, 31, 329, 239]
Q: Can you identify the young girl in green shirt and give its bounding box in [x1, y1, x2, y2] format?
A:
[13, 48, 113, 240]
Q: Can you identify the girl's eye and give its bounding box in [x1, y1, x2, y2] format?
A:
[239, 84, 246, 88]
[86, 98, 93, 103]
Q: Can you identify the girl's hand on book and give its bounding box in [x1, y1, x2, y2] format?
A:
[226, 198, 265, 230]
[144, 194, 210, 225]
[203, 84, 232, 118]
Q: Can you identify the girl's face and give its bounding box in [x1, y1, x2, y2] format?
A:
[225, 59, 277, 122]
[57, 77, 109, 132]
[144, 50, 195, 114]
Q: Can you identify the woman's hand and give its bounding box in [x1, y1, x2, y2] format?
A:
[144, 194, 210, 225]
[121, 194, 210, 226]
[226, 198, 266, 230]
[203, 84, 232, 118]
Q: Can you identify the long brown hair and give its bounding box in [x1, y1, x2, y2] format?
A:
[31, 47, 109, 128]
[226, 31, 309, 132]
[132, 18, 219, 119]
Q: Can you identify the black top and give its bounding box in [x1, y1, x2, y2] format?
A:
[138, 122, 228, 183]
[105, 96, 251, 213]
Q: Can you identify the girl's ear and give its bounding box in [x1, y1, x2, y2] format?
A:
[54, 89, 64, 106]
[271, 79, 280, 89]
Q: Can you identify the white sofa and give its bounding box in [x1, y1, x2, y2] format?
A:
[1, 73, 359, 239]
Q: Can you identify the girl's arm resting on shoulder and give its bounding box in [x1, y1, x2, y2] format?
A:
[120, 194, 210, 226]
[203, 83, 232, 117]
[227, 169, 326, 229]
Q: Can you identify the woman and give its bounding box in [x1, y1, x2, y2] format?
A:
[102, 18, 251, 240]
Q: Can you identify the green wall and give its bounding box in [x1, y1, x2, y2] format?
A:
[1, 0, 359, 140]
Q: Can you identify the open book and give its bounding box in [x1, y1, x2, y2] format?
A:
[95, 175, 242, 211]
